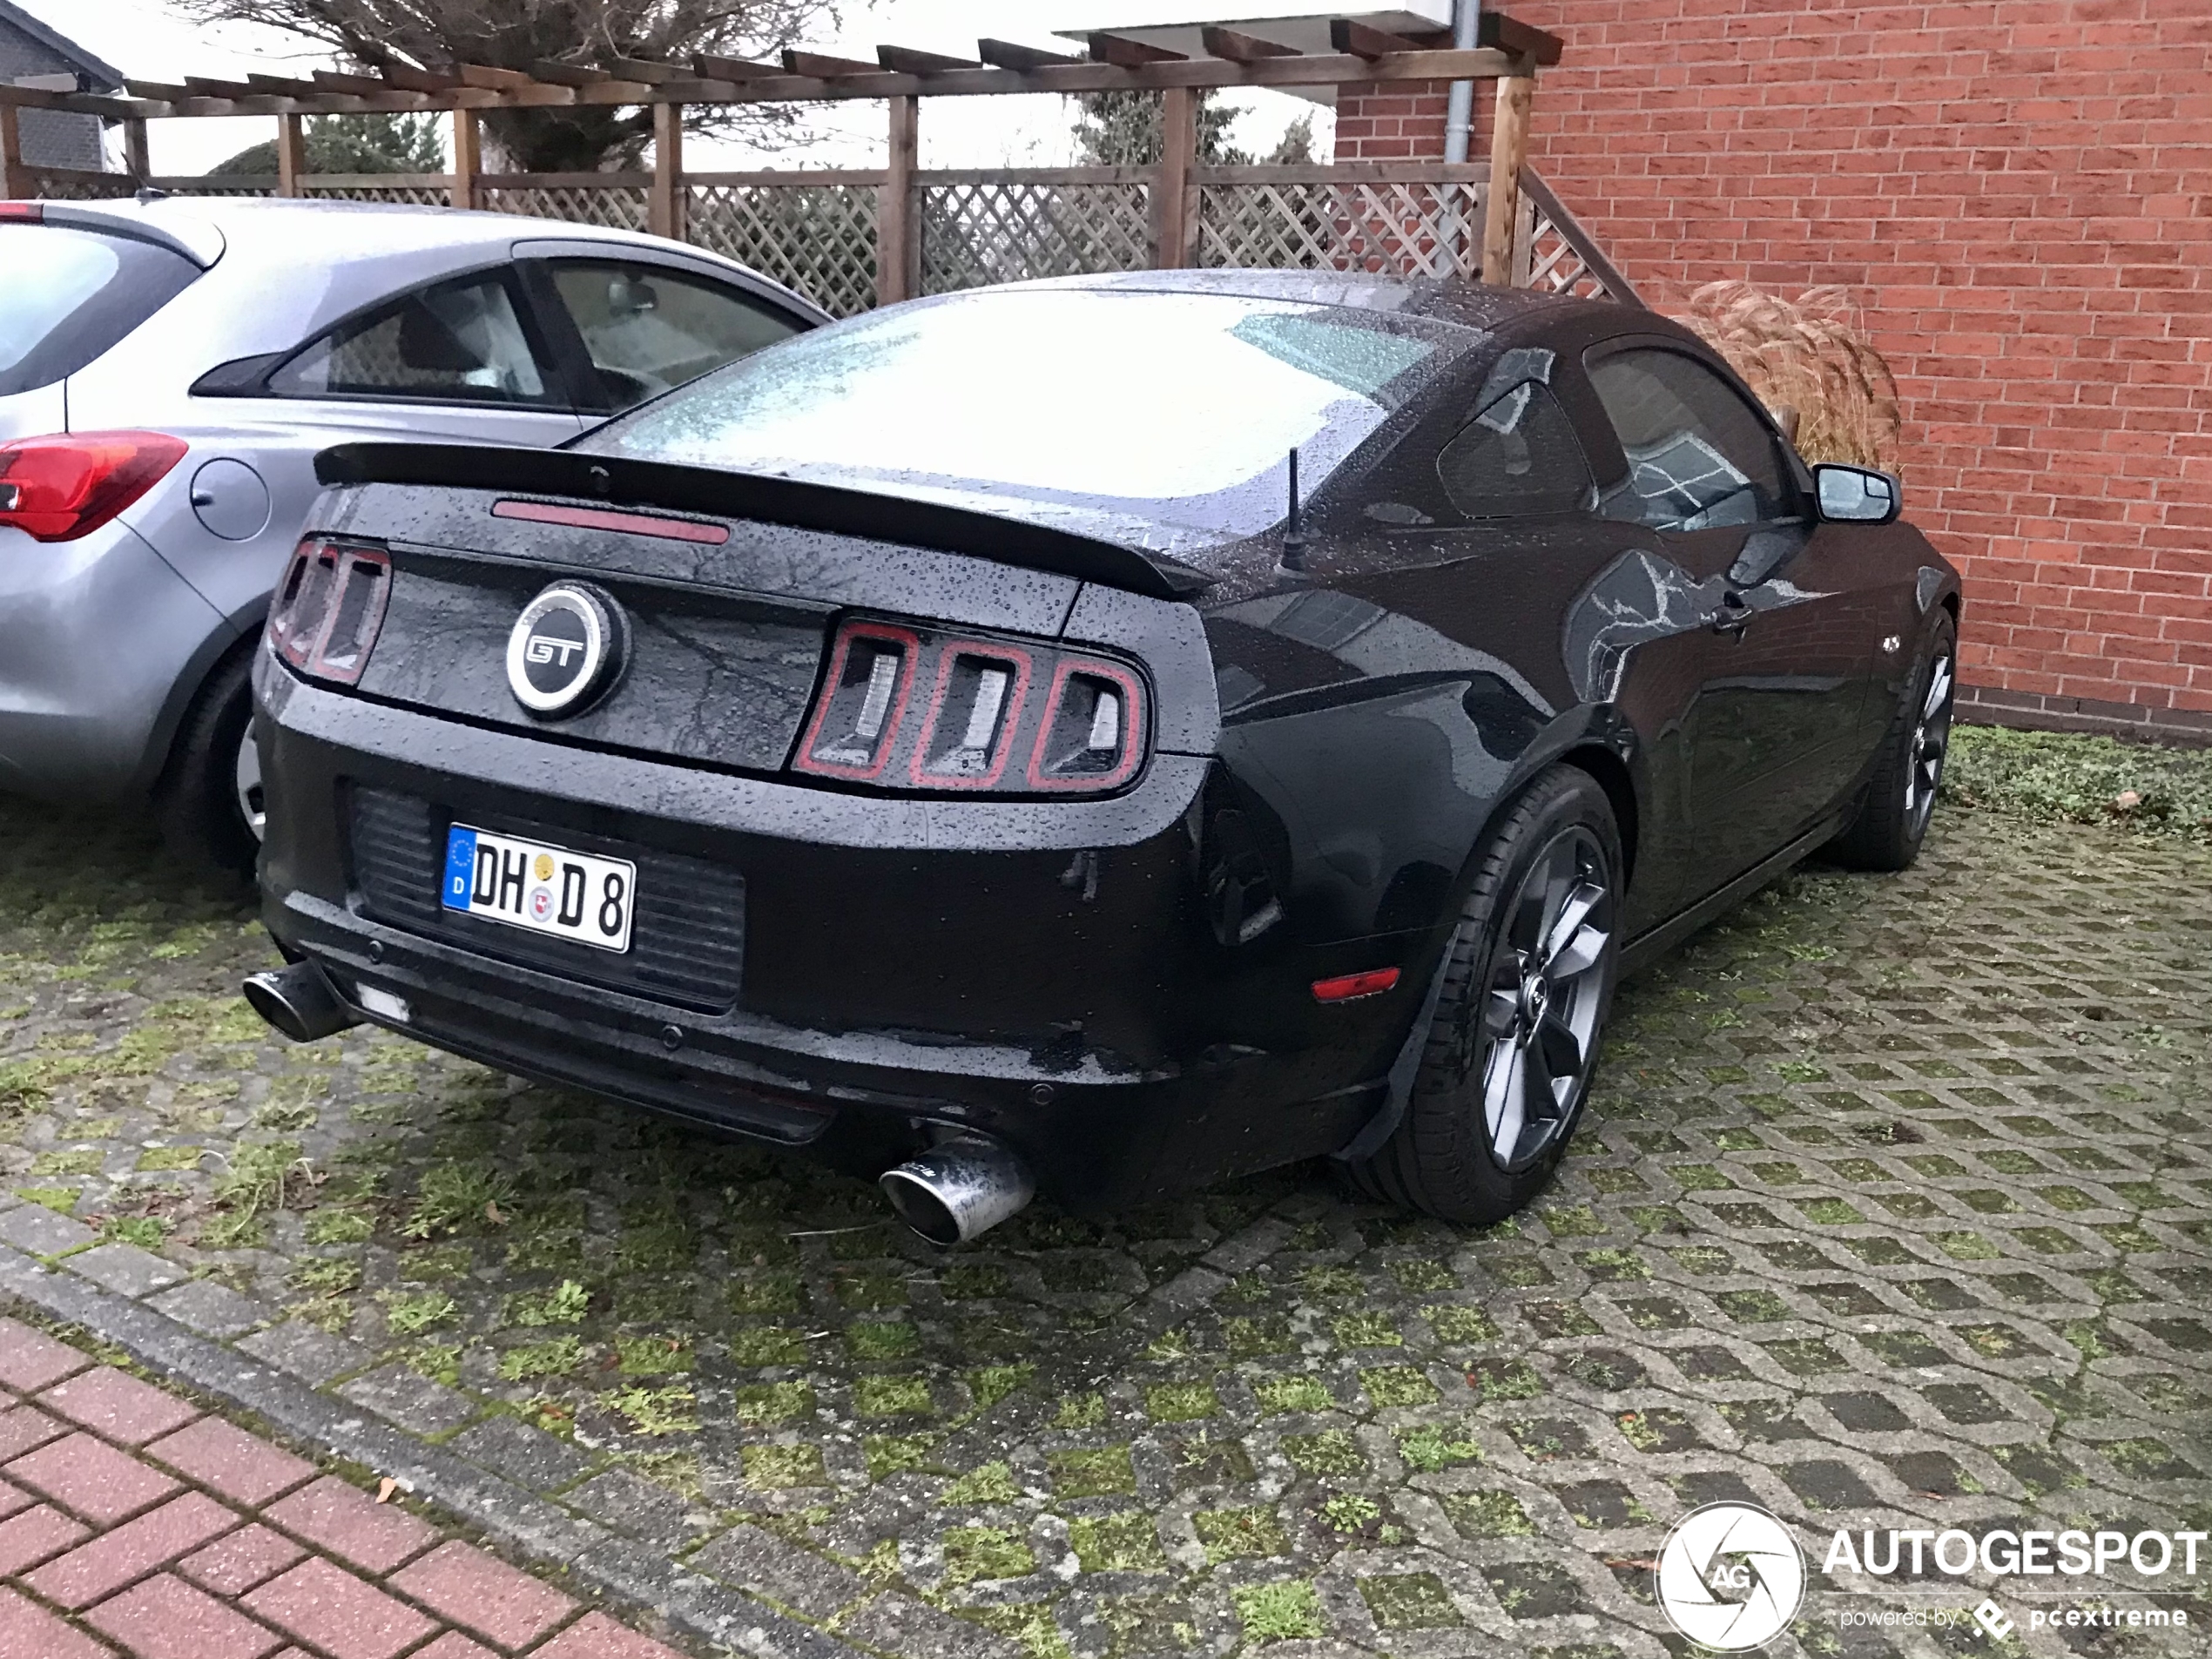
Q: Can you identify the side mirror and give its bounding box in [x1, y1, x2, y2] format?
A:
[1814, 463, 1901, 525]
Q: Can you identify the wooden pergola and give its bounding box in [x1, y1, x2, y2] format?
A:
[0, 11, 1561, 301]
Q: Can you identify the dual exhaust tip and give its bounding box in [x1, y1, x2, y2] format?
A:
[244, 963, 1035, 1245]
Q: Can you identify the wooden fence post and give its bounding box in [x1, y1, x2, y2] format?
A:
[0, 104, 30, 201]
[450, 108, 478, 210]
[651, 102, 684, 239]
[876, 94, 917, 305]
[1480, 71, 1534, 286]
[1153, 85, 1197, 268]
[123, 118, 149, 183]
[275, 112, 306, 197]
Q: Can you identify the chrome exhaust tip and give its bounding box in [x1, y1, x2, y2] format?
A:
[879, 1134, 1035, 1246]
[241, 961, 360, 1043]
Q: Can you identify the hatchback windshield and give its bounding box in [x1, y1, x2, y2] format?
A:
[582, 287, 1471, 555]
[0, 226, 201, 398]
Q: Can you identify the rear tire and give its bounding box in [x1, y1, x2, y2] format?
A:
[1345, 766, 1622, 1226]
[152, 646, 261, 887]
[1828, 616, 1955, 873]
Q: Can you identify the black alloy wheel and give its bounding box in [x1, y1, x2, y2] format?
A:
[1830, 615, 1957, 872]
[1346, 765, 1622, 1225]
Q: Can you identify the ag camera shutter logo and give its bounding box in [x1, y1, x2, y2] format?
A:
[1656, 1502, 1806, 1650]
[506, 583, 626, 718]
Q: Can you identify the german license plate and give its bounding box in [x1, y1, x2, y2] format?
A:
[442, 825, 636, 954]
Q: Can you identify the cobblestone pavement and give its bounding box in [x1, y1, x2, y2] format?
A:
[0, 790, 2208, 1658]
[0, 1314, 691, 1658]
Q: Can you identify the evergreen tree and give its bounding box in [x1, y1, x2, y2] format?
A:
[208, 111, 444, 177]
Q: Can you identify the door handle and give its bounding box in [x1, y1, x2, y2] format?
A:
[1710, 590, 1753, 638]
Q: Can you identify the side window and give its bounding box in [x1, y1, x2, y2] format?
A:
[544, 261, 804, 411]
[1586, 347, 1797, 531]
[1435, 381, 1594, 519]
[269, 273, 550, 404]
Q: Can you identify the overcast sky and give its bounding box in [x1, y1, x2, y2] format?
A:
[28, 0, 1329, 174]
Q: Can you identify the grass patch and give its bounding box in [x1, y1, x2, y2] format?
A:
[1069, 1512, 1164, 1573]
[943, 1525, 1035, 1584]
[132, 1146, 203, 1172]
[1232, 1581, 1323, 1642]
[615, 1334, 691, 1375]
[506, 1279, 590, 1327]
[1943, 725, 2212, 840]
[497, 1337, 587, 1381]
[381, 1291, 457, 1335]
[607, 1383, 698, 1436]
[403, 1160, 516, 1238]
[98, 1215, 166, 1249]
[945, 1460, 1022, 1505]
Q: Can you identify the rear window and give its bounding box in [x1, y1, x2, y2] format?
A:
[0, 226, 200, 398]
[580, 287, 1473, 556]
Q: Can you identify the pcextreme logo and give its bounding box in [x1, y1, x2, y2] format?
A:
[1656, 1503, 1807, 1650]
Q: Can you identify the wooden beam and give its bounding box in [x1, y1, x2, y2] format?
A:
[124, 80, 191, 101]
[313, 70, 389, 93]
[122, 118, 149, 181]
[877, 93, 917, 306]
[605, 57, 683, 84]
[1090, 33, 1185, 67]
[0, 104, 28, 200]
[1477, 11, 1565, 68]
[1481, 73, 1534, 285]
[381, 64, 464, 93]
[781, 50, 880, 78]
[457, 64, 535, 90]
[1153, 84, 1197, 269]
[450, 105, 478, 210]
[1200, 26, 1298, 62]
[976, 38, 1084, 71]
[184, 77, 260, 99]
[246, 73, 321, 96]
[650, 100, 683, 239]
[275, 111, 307, 196]
[527, 62, 606, 87]
[689, 54, 779, 81]
[875, 44, 979, 75]
[1329, 20, 1429, 59]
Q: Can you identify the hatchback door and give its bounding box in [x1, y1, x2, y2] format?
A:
[1578, 339, 1879, 890]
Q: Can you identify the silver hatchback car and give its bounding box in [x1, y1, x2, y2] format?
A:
[0, 195, 826, 878]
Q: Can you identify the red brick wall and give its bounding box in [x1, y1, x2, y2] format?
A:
[1339, 3, 2212, 724]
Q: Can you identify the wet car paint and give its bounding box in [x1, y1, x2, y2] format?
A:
[254, 278, 1960, 1214]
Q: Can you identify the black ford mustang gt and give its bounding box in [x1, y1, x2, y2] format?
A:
[246, 271, 1959, 1245]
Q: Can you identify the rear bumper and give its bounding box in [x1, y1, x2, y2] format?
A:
[0, 518, 231, 801]
[258, 665, 1418, 1210]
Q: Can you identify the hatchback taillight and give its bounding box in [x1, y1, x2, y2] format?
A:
[0, 431, 186, 542]
[793, 617, 1147, 795]
[266, 539, 392, 685]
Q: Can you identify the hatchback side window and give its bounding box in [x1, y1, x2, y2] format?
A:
[1435, 380, 1595, 519]
[543, 261, 803, 411]
[1587, 347, 1797, 530]
[269, 273, 551, 404]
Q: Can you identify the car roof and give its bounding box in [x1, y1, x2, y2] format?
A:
[48, 193, 764, 276]
[999, 267, 1625, 332]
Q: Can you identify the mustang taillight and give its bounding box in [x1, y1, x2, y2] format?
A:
[794, 617, 1147, 795]
[266, 539, 392, 685]
[0, 431, 187, 542]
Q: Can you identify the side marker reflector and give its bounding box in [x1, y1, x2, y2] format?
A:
[1312, 968, 1400, 1003]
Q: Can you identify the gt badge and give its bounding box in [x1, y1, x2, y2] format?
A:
[506, 583, 626, 717]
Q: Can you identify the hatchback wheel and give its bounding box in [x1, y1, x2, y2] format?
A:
[1828, 615, 1956, 872]
[1345, 766, 1622, 1225]
[153, 646, 261, 887]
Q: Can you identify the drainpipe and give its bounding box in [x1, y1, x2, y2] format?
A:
[1442, 0, 1480, 162]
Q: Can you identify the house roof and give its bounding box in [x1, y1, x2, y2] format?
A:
[0, 0, 123, 91]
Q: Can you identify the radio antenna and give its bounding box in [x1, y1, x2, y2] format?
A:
[1279, 448, 1308, 571]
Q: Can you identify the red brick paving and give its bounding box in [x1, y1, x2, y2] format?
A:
[391, 1538, 579, 1649]
[0, 1318, 89, 1393]
[176, 1524, 305, 1596]
[41, 1369, 199, 1447]
[27, 1494, 237, 1610]
[84, 1572, 283, 1659]
[0, 1584, 113, 1659]
[7, 1433, 181, 1525]
[0, 1323, 693, 1659]
[244, 1557, 434, 1659]
[146, 1419, 313, 1507]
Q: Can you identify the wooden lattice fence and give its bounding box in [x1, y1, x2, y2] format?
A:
[24, 160, 1634, 320]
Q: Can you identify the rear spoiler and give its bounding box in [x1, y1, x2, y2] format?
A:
[314, 442, 1213, 603]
